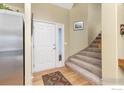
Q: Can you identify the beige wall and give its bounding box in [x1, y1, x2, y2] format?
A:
[5, 3, 24, 13]
[88, 4, 101, 43]
[117, 4, 124, 80]
[69, 3, 101, 56]
[102, 4, 118, 84]
[32, 3, 70, 60]
[69, 4, 88, 56]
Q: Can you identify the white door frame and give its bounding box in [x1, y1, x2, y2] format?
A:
[32, 19, 65, 72]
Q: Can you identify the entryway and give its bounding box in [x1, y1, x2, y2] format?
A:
[32, 20, 64, 72]
[32, 67, 90, 85]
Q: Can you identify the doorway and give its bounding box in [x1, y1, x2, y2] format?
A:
[32, 20, 64, 72]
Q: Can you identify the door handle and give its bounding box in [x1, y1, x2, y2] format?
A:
[53, 44, 56, 49]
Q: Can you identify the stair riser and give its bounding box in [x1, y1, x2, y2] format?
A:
[93, 40, 101, 43]
[79, 52, 101, 59]
[96, 36, 101, 39]
[69, 59, 101, 77]
[90, 45, 99, 48]
[74, 55, 101, 66]
[65, 62, 101, 84]
[85, 48, 101, 53]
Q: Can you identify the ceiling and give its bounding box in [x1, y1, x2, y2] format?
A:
[51, 3, 74, 9]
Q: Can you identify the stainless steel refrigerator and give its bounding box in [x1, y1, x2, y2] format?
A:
[0, 10, 24, 85]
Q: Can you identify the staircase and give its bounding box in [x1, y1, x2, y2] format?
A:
[65, 33, 102, 85]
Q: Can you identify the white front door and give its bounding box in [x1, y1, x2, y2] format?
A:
[33, 21, 56, 72]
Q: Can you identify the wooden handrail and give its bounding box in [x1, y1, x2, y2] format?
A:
[118, 59, 124, 70]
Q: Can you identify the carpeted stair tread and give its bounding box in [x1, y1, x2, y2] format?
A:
[84, 47, 101, 53]
[96, 36, 101, 39]
[93, 39, 101, 43]
[65, 33, 102, 85]
[69, 58, 101, 77]
[74, 54, 101, 66]
[79, 51, 101, 59]
[98, 33, 101, 36]
[66, 62, 101, 85]
[90, 43, 99, 48]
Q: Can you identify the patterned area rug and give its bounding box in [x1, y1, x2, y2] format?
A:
[42, 71, 72, 85]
